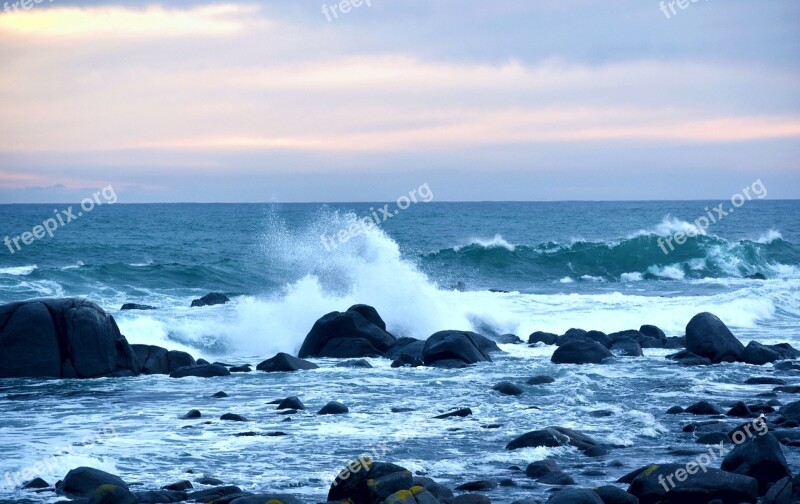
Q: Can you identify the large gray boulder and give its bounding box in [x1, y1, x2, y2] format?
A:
[0, 298, 138, 379]
[685, 312, 745, 363]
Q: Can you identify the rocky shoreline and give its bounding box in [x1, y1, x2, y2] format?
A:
[2, 297, 800, 503]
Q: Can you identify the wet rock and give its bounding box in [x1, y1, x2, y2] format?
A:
[526, 460, 561, 479]
[186, 485, 243, 502]
[726, 401, 753, 417]
[721, 432, 791, 495]
[277, 396, 305, 410]
[256, 353, 319, 372]
[493, 381, 523, 396]
[336, 359, 373, 368]
[506, 426, 606, 456]
[23, 477, 49, 489]
[318, 401, 349, 415]
[529, 331, 559, 345]
[495, 333, 523, 344]
[169, 363, 230, 378]
[56, 467, 128, 498]
[392, 353, 424, 368]
[134, 490, 188, 503]
[120, 303, 156, 311]
[422, 330, 496, 368]
[455, 480, 497, 491]
[527, 375, 556, 385]
[640, 325, 666, 340]
[666, 350, 712, 366]
[212, 391, 228, 398]
[413, 476, 454, 503]
[182, 409, 202, 419]
[220, 413, 248, 422]
[0, 298, 139, 379]
[610, 338, 644, 357]
[666, 406, 684, 414]
[384, 338, 426, 361]
[593, 485, 638, 504]
[685, 312, 745, 363]
[745, 377, 786, 385]
[87, 484, 137, 504]
[195, 477, 224, 486]
[434, 408, 472, 419]
[742, 342, 781, 365]
[327, 458, 413, 504]
[299, 305, 395, 358]
[546, 488, 603, 503]
[626, 463, 757, 504]
[190, 292, 230, 307]
[685, 401, 724, 415]
[452, 494, 491, 504]
[162, 480, 192, 491]
[229, 365, 251, 373]
[551, 339, 613, 365]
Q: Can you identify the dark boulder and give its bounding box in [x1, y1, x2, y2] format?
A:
[667, 350, 712, 366]
[132, 345, 196, 375]
[495, 333, 523, 344]
[299, 305, 395, 358]
[626, 463, 757, 504]
[721, 432, 791, 495]
[182, 409, 202, 419]
[391, 353, 424, 368]
[327, 458, 413, 504]
[169, 363, 230, 378]
[220, 413, 248, 421]
[190, 292, 230, 307]
[256, 353, 319, 372]
[23, 477, 49, 489]
[546, 488, 603, 503]
[585, 330, 612, 348]
[187, 485, 243, 502]
[161, 480, 192, 491]
[529, 331, 559, 345]
[87, 484, 137, 504]
[0, 298, 139, 379]
[422, 330, 496, 368]
[526, 460, 561, 478]
[335, 359, 373, 368]
[319, 401, 349, 415]
[551, 339, 613, 364]
[493, 381, 523, 396]
[434, 408, 472, 419]
[277, 396, 306, 410]
[528, 375, 556, 385]
[685, 401, 724, 415]
[640, 325, 666, 340]
[384, 337, 426, 361]
[610, 338, 644, 357]
[685, 312, 745, 363]
[593, 485, 639, 504]
[745, 377, 786, 385]
[507, 426, 606, 455]
[56, 467, 128, 498]
[120, 303, 156, 311]
[133, 490, 188, 503]
[742, 342, 780, 365]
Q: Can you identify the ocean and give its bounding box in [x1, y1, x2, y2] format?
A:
[1, 200, 799, 502]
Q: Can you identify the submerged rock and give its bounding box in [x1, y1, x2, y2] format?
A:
[493, 381, 523, 396]
[190, 292, 230, 307]
[256, 353, 319, 372]
[120, 303, 156, 311]
[318, 401, 349, 415]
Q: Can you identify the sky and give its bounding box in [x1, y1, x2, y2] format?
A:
[0, 0, 798, 202]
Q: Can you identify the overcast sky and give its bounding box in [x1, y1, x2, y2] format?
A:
[0, 0, 798, 202]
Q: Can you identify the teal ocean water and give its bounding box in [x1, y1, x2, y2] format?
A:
[0, 200, 799, 502]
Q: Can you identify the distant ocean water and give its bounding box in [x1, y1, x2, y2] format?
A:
[1, 200, 799, 502]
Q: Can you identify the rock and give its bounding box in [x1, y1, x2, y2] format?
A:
[190, 292, 230, 307]
[455, 480, 497, 491]
[433, 408, 472, 419]
[335, 359, 373, 368]
[761, 476, 791, 503]
[546, 488, 603, 503]
[666, 349, 713, 366]
[506, 427, 606, 455]
[775, 361, 800, 371]
[277, 396, 306, 410]
[551, 339, 613, 365]
[610, 338, 644, 357]
[527, 375, 556, 385]
[721, 432, 791, 495]
[696, 432, 729, 444]
[392, 353, 424, 368]
[220, 413, 248, 421]
[529, 331, 559, 345]
[493, 381, 523, 396]
[685, 312, 745, 363]
[229, 364, 251, 373]
[120, 303, 156, 311]
[593, 485, 639, 504]
[0, 298, 139, 379]
[746, 377, 786, 385]
[327, 458, 414, 504]
[452, 495, 491, 504]
[187, 485, 243, 502]
[212, 391, 228, 398]
[538, 471, 575, 485]
[56, 467, 128, 498]
[585, 330, 613, 348]
[162, 480, 192, 491]
[526, 460, 562, 478]
[87, 484, 137, 504]
[640, 325, 666, 340]
[182, 409, 202, 419]
[747, 273, 767, 280]
[626, 463, 757, 504]
[229, 495, 304, 504]
[133, 345, 197, 375]
[727, 401, 753, 417]
[299, 305, 395, 358]
[319, 401, 349, 415]
[195, 477, 224, 486]
[779, 400, 800, 423]
[742, 342, 781, 365]
[384, 338, 426, 361]
[422, 330, 496, 368]
[685, 401, 724, 415]
[256, 353, 319, 372]
[495, 333, 523, 344]
[134, 489, 188, 503]
[23, 477, 49, 489]
[169, 363, 230, 378]
[666, 406, 684, 414]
